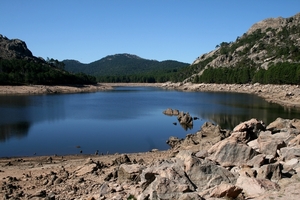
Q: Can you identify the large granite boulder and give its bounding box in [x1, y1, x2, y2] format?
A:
[233, 118, 265, 139]
[208, 138, 258, 167]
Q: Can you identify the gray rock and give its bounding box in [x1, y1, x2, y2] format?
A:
[236, 176, 280, 198]
[118, 163, 145, 183]
[247, 154, 266, 168]
[256, 163, 282, 181]
[208, 139, 258, 167]
[257, 131, 286, 157]
[266, 118, 294, 132]
[280, 146, 300, 161]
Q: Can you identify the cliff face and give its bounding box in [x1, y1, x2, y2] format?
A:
[0, 34, 42, 62]
[191, 13, 300, 77]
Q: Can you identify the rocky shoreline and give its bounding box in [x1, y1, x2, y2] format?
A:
[161, 82, 300, 109]
[1, 117, 300, 199]
[1, 82, 300, 199]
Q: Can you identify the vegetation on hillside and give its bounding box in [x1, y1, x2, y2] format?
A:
[64, 54, 189, 79]
[189, 19, 300, 85]
[0, 59, 97, 85]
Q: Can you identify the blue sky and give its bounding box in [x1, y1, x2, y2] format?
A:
[1, 1, 299, 64]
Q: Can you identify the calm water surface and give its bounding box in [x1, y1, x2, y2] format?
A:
[0, 86, 299, 157]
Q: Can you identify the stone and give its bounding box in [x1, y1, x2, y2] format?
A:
[247, 154, 266, 168]
[118, 164, 145, 183]
[166, 136, 183, 149]
[233, 118, 265, 139]
[209, 183, 242, 198]
[177, 111, 193, 126]
[75, 163, 97, 176]
[256, 163, 282, 181]
[208, 139, 258, 167]
[163, 108, 179, 115]
[182, 155, 237, 190]
[112, 154, 131, 165]
[288, 134, 300, 146]
[257, 131, 286, 157]
[236, 176, 280, 198]
[280, 146, 300, 161]
[266, 118, 294, 132]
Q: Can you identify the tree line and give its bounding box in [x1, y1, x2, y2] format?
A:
[193, 62, 300, 85]
[0, 59, 97, 85]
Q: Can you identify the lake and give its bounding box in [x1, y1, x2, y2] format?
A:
[0, 86, 299, 157]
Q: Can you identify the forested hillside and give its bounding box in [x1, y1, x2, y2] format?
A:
[0, 35, 96, 85]
[63, 53, 189, 83]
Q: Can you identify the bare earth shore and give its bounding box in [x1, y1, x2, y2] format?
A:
[0, 82, 300, 199]
[1, 82, 299, 109]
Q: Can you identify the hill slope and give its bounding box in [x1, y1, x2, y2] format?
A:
[183, 12, 300, 84]
[63, 53, 189, 76]
[0, 35, 96, 85]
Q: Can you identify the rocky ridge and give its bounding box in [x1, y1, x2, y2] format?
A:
[0, 34, 43, 62]
[190, 12, 300, 80]
[1, 117, 300, 199]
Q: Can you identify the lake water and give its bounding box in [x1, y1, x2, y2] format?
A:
[0, 86, 299, 157]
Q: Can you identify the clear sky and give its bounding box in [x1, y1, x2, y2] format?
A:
[1, 1, 299, 64]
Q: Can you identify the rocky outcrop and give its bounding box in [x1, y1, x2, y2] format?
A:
[191, 12, 300, 77]
[163, 108, 195, 130]
[0, 34, 42, 62]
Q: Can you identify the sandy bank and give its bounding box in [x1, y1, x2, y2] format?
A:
[0, 84, 113, 95]
[1, 82, 299, 109]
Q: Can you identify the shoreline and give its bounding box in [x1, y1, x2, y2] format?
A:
[0, 82, 299, 108]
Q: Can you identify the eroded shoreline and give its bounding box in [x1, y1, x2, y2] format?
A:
[1, 82, 299, 109]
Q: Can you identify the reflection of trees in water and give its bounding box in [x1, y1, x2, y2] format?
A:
[0, 122, 30, 142]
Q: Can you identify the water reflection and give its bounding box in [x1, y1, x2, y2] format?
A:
[0, 87, 299, 157]
[0, 122, 30, 142]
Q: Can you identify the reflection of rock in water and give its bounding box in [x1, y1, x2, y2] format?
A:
[0, 121, 30, 141]
[179, 123, 193, 131]
[163, 108, 195, 131]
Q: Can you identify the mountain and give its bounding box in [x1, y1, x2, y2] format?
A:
[0, 34, 44, 62]
[63, 53, 189, 76]
[0, 35, 96, 85]
[183, 12, 300, 84]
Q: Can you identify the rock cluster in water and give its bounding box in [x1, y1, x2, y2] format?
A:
[1, 117, 300, 199]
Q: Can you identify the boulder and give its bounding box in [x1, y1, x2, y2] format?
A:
[257, 131, 286, 157]
[208, 139, 258, 167]
[256, 163, 282, 181]
[233, 118, 265, 139]
[177, 111, 193, 126]
[139, 160, 196, 200]
[208, 183, 242, 198]
[163, 108, 179, 115]
[288, 134, 300, 146]
[166, 136, 183, 149]
[168, 122, 229, 150]
[266, 118, 294, 132]
[181, 155, 237, 190]
[118, 164, 145, 183]
[280, 146, 300, 161]
[112, 154, 131, 165]
[247, 154, 266, 168]
[235, 176, 280, 198]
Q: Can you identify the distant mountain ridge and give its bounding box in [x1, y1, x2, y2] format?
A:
[63, 53, 189, 76]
